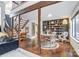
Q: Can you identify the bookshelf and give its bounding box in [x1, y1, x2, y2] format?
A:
[42, 18, 69, 37]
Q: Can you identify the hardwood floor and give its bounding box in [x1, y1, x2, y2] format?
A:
[19, 39, 78, 57]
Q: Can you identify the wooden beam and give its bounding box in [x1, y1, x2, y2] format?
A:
[12, 1, 19, 5]
[12, 1, 61, 17]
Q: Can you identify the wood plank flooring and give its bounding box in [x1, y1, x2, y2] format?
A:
[19, 40, 78, 57]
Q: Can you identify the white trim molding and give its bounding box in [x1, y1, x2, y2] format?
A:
[70, 35, 79, 43]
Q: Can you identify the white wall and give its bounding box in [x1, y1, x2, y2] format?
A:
[0, 7, 1, 26]
[70, 2, 79, 56]
[71, 2, 79, 18]
[0, 2, 5, 32]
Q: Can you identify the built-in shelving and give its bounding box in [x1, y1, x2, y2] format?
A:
[42, 18, 69, 36]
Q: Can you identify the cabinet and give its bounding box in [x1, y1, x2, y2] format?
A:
[0, 40, 18, 55]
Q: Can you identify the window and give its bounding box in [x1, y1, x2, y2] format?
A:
[72, 12, 79, 41]
[75, 14, 79, 40]
[72, 18, 76, 37]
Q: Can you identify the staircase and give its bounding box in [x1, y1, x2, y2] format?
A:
[11, 17, 29, 39]
[4, 23, 12, 37]
[14, 17, 29, 33]
[18, 18, 29, 44]
[4, 14, 12, 37]
[4, 16, 29, 39]
[5, 14, 12, 27]
[20, 18, 29, 29]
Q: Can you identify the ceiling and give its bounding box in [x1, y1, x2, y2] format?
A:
[41, 1, 79, 20]
[12, 1, 26, 5]
[4, 1, 12, 14]
[11, 1, 79, 18]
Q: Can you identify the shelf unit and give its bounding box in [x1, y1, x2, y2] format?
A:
[42, 18, 69, 36]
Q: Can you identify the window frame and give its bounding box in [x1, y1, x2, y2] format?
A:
[71, 10, 79, 42]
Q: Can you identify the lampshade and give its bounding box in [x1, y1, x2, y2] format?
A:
[63, 19, 67, 24]
[47, 14, 52, 20]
